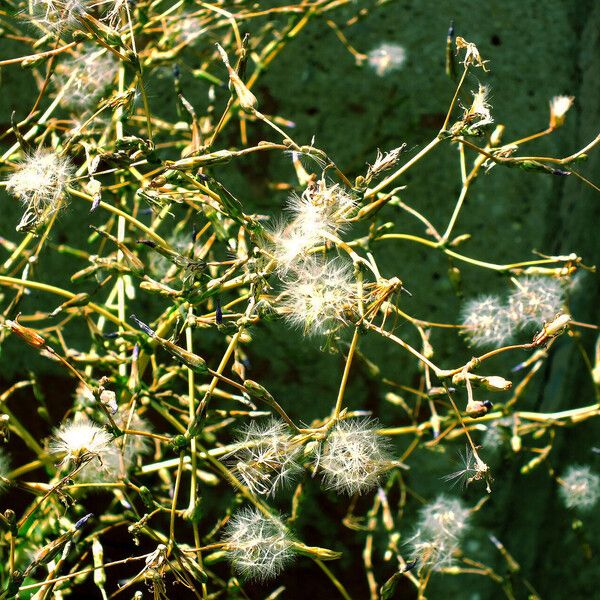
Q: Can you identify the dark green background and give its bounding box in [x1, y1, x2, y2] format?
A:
[1, 1, 599, 598]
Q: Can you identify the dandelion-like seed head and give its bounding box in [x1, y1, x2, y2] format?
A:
[226, 419, 302, 496]
[559, 465, 600, 511]
[317, 418, 392, 495]
[224, 507, 295, 581]
[508, 276, 565, 329]
[49, 417, 112, 467]
[442, 446, 491, 491]
[287, 179, 356, 236]
[279, 258, 356, 336]
[461, 295, 515, 348]
[268, 180, 355, 272]
[56, 47, 118, 112]
[418, 496, 470, 541]
[268, 219, 321, 271]
[29, 0, 90, 30]
[78, 407, 152, 484]
[407, 495, 470, 571]
[408, 537, 459, 571]
[367, 43, 406, 76]
[6, 150, 73, 231]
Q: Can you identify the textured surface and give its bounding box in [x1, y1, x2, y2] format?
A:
[1, 1, 599, 597]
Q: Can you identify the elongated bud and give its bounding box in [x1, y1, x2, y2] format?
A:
[4, 510, 17, 536]
[139, 486, 156, 509]
[161, 338, 208, 374]
[5, 318, 46, 349]
[243, 380, 275, 404]
[533, 313, 571, 345]
[216, 44, 258, 113]
[167, 150, 234, 170]
[292, 542, 342, 561]
[91, 226, 145, 276]
[50, 293, 91, 316]
[478, 375, 512, 392]
[130, 315, 208, 374]
[92, 537, 106, 589]
[452, 372, 512, 392]
[544, 313, 571, 337]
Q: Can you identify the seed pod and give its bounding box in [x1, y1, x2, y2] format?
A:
[466, 400, 493, 418]
[216, 44, 258, 113]
[6, 318, 46, 349]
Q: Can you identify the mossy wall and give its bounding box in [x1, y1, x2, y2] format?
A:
[1, 1, 598, 597]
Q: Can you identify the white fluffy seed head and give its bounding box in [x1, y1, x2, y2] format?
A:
[286, 180, 356, 236]
[279, 258, 356, 336]
[407, 496, 470, 571]
[317, 418, 392, 495]
[268, 218, 321, 271]
[559, 465, 600, 511]
[507, 276, 566, 330]
[57, 47, 117, 111]
[367, 43, 407, 76]
[225, 419, 302, 496]
[549, 95, 574, 128]
[29, 0, 90, 30]
[418, 496, 470, 541]
[223, 507, 295, 581]
[49, 416, 112, 467]
[465, 84, 493, 129]
[78, 408, 152, 484]
[461, 295, 515, 348]
[269, 180, 356, 272]
[6, 149, 73, 231]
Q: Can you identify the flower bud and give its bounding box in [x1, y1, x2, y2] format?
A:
[216, 44, 258, 113]
[466, 400, 493, 418]
[6, 319, 46, 349]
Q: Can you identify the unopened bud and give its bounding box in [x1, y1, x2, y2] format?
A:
[243, 380, 275, 404]
[99, 389, 118, 414]
[92, 537, 106, 588]
[478, 375, 512, 392]
[511, 434, 522, 453]
[292, 542, 342, 561]
[544, 313, 571, 337]
[466, 400, 493, 418]
[216, 44, 258, 113]
[5, 318, 46, 348]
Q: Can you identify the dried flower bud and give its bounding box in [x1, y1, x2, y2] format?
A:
[455, 36, 489, 71]
[5, 318, 46, 349]
[216, 44, 258, 113]
[465, 400, 493, 418]
[99, 389, 118, 415]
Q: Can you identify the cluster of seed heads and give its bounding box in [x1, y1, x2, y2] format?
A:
[268, 177, 359, 336]
[461, 276, 566, 348]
